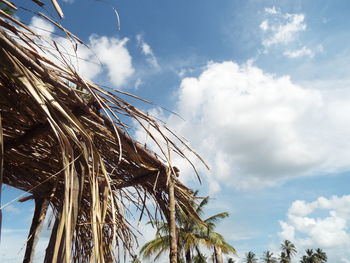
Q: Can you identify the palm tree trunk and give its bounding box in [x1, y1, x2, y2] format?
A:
[168, 175, 177, 263]
[185, 249, 191, 263]
[214, 246, 223, 263]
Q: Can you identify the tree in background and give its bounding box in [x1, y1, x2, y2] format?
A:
[300, 248, 327, 263]
[261, 250, 278, 263]
[140, 192, 235, 262]
[279, 252, 288, 263]
[314, 248, 327, 262]
[280, 240, 297, 263]
[300, 249, 316, 263]
[244, 251, 258, 263]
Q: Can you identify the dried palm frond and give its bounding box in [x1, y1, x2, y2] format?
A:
[0, 1, 206, 262]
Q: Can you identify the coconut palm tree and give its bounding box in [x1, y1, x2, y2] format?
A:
[140, 193, 235, 262]
[300, 248, 327, 263]
[261, 250, 278, 263]
[281, 240, 297, 262]
[314, 248, 327, 262]
[279, 252, 288, 263]
[244, 251, 258, 263]
[300, 249, 316, 263]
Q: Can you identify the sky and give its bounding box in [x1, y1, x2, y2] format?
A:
[1, 0, 350, 262]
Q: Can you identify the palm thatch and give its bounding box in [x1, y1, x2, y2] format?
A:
[0, 1, 206, 262]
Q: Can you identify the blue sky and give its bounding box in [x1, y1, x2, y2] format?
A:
[2, 0, 350, 262]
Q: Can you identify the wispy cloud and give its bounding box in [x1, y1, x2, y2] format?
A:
[136, 34, 160, 69]
[283, 46, 314, 58]
[260, 6, 324, 60]
[260, 7, 306, 47]
[283, 45, 324, 58]
[134, 78, 143, 90]
[264, 6, 279, 15]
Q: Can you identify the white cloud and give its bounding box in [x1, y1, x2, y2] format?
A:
[137, 61, 350, 191]
[134, 78, 143, 90]
[261, 8, 306, 47]
[136, 34, 160, 69]
[284, 45, 323, 58]
[29, 17, 134, 87]
[260, 20, 269, 31]
[0, 228, 49, 262]
[283, 46, 314, 58]
[89, 35, 134, 87]
[30, 17, 55, 38]
[264, 6, 279, 15]
[0, 230, 26, 262]
[279, 195, 350, 262]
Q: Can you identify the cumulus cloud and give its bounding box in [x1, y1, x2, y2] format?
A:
[29, 17, 134, 87]
[136, 61, 350, 191]
[89, 35, 134, 86]
[279, 195, 350, 261]
[260, 8, 306, 47]
[136, 34, 160, 69]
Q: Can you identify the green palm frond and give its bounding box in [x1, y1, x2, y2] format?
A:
[204, 212, 229, 228]
[140, 190, 235, 261]
[140, 235, 170, 259]
[196, 197, 209, 215]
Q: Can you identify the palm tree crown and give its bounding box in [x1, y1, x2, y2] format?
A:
[261, 250, 278, 263]
[245, 251, 258, 263]
[315, 248, 327, 262]
[300, 248, 327, 263]
[281, 240, 297, 262]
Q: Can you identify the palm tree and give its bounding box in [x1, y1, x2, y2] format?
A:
[279, 252, 288, 263]
[280, 240, 297, 262]
[300, 249, 316, 263]
[314, 248, 327, 262]
[140, 193, 235, 262]
[300, 248, 327, 263]
[245, 251, 258, 263]
[261, 250, 277, 263]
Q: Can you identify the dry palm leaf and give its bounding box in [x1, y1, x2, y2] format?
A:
[0, 1, 207, 262]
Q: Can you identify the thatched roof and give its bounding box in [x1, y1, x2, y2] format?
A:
[0, 1, 205, 262]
